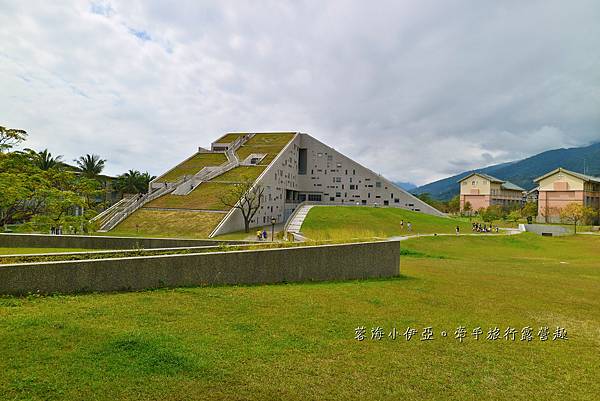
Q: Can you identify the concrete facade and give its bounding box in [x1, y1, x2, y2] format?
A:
[534, 168, 600, 223]
[459, 173, 525, 213]
[0, 240, 400, 295]
[211, 133, 444, 236]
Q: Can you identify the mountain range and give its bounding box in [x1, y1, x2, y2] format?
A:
[411, 142, 600, 200]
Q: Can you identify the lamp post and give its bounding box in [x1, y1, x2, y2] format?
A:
[271, 217, 276, 242]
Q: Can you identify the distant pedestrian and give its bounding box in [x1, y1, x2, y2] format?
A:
[456, 225, 460, 236]
[407, 222, 412, 232]
[256, 230, 262, 241]
[262, 230, 268, 240]
[400, 220, 404, 230]
[50, 226, 55, 235]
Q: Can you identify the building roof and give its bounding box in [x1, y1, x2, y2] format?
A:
[533, 167, 600, 184]
[500, 181, 525, 191]
[458, 172, 524, 192]
[458, 172, 504, 184]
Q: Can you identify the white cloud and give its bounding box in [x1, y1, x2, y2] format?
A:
[1, 0, 599, 184]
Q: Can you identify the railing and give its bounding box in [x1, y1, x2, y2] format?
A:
[98, 177, 186, 232]
[90, 198, 128, 223]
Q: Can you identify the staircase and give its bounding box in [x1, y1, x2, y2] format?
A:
[95, 178, 183, 232]
[284, 204, 314, 236]
[93, 134, 255, 232]
[171, 133, 252, 196]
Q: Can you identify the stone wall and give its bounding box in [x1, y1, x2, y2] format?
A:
[0, 233, 246, 250]
[0, 240, 400, 295]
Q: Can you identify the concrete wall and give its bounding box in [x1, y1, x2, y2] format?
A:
[520, 224, 571, 236]
[0, 233, 246, 250]
[0, 240, 400, 295]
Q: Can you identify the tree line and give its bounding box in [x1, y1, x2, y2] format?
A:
[0, 125, 155, 231]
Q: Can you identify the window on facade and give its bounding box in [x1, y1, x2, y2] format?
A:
[376, 182, 381, 188]
[308, 194, 322, 202]
[336, 192, 341, 197]
[361, 200, 367, 205]
[329, 197, 335, 201]
[353, 169, 356, 175]
[384, 200, 389, 206]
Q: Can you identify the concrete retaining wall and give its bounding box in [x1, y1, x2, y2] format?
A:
[520, 224, 571, 236]
[0, 240, 400, 295]
[0, 233, 247, 250]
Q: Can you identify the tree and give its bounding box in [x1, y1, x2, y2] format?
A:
[480, 205, 504, 223]
[75, 154, 106, 179]
[448, 195, 460, 214]
[220, 179, 265, 233]
[116, 170, 155, 194]
[521, 201, 538, 222]
[0, 126, 27, 152]
[23, 148, 64, 170]
[560, 203, 593, 233]
[463, 201, 472, 217]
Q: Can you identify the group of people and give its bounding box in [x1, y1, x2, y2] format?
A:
[50, 225, 79, 235]
[256, 229, 269, 241]
[472, 222, 499, 233]
[399, 220, 412, 232]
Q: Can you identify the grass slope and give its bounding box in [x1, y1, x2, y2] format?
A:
[144, 182, 236, 211]
[213, 166, 266, 182]
[0, 234, 598, 400]
[236, 133, 295, 165]
[155, 153, 227, 183]
[111, 209, 225, 238]
[301, 206, 472, 240]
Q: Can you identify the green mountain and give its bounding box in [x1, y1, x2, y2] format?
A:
[413, 142, 600, 200]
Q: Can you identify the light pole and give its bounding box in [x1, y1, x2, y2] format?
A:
[271, 217, 276, 242]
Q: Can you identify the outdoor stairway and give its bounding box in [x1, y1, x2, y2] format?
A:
[95, 181, 181, 232]
[171, 133, 252, 196]
[285, 204, 314, 235]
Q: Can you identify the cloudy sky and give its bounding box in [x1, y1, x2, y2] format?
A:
[1, 1, 599, 185]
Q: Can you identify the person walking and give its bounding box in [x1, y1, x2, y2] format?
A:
[407, 222, 412, 232]
[262, 229, 268, 241]
[456, 225, 460, 236]
[400, 220, 404, 230]
[256, 230, 262, 241]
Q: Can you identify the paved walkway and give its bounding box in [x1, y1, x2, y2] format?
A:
[285, 205, 314, 235]
[388, 229, 522, 242]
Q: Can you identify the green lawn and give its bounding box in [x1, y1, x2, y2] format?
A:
[213, 166, 265, 182]
[155, 152, 227, 183]
[145, 182, 236, 211]
[236, 133, 295, 165]
[301, 206, 474, 240]
[0, 247, 93, 255]
[0, 234, 598, 400]
[112, 209, 225, 238]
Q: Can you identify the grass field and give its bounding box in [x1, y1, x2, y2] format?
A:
[213, 165, 265, 182]
[111, 209, 225, 238]
[301, 206, 474, 240]
[0, 233, 598, 400]
[155, 153, 227, 183]
[0, 247, 93, 255]
[144, 182, 236, 211]
[236, 133, 295, 165]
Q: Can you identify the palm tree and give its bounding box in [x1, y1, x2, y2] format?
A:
[138, 171, 156, 194]
[23, 148, 64, 170]
[75, 154, 106, 179]
[117, 170, 142, 194]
